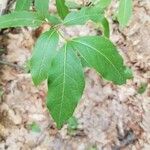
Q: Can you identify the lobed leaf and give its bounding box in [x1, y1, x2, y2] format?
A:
[15, 0, 32, 11]
[46, 44, 85, 128]
[56, 0, 69, 19]
[69, 36, 130, 85]
[117, 0, 132, 27]
[30, 29, 59, 85]
[0, 11, 43, 29]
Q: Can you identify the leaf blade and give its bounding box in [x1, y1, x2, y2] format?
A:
[63, 7, 103, 25]
[35, 0, 49, 16]
[63, 6, 109, 37]
[46, 14, 62, 25]
[30, 29, 59, 85]
[46, 44, 85, 128]
[69, 36, 130, 85]
[56, 0, 69, 19]
[0, 11, 43, 29]
[100, 17, 110, 38]
[117, 0, 132, 27]
[99, 0, 111, 9]
[15, 0, 32, 11]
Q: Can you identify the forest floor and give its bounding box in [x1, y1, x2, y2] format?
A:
[0, 0, 150, 150]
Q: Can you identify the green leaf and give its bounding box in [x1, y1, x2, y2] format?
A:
[117, 0, 132, 27]
[99, 0, 111, 9]
[35, 0, 49, 17]
[67, 116, 78, 130]
[65, 1, 80, 9]
[56, 0, 69, 19]
[30, 29, 59, 85]
[137, 83, 148, 94]
[92, 15, 110, 38]
[69, 36, 130, 85]
[0, 11, 43, 29]
[63, 6, 109, 37]
[46, 44, 85, 128]
[63, 6, 103, 25]
[100, 17, 110, 38]
[15, 0, 32, 11]
[46, 14, 62, 25]
[63, 8, 88, 25]
[67, 116, 78, 135]
[124, 67, 133, 79]
[28, 122, 41, 133]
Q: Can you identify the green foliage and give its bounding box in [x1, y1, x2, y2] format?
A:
[15, 0, 32, 11]
[69, 36, 130, 84]
[0, 11, 43, 29]
[35, 0, 49, 16]
[56, 0, 69, 19]
[63, 6, 102, 25]
[65, 1, 80, 9]
[137, 83, 148, 94]
[100, 17, 110, 38]
[63, 6, 109, 37]
[0, 0, 133, 128]
[117, 0, 132, 27]
[90, 0, 111, 9]
[46, 15, 61, 25]
[67, 116, 78, 135]
[28, 122, 41, 133]
[99, 0, 112, 9]
[46, 45, 85, 128]
[124, 67, 133, 79]
[30, 29, 59, 85]
[67, 116, 78, 130]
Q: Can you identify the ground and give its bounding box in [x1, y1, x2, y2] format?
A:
[0, 0, 150, 150]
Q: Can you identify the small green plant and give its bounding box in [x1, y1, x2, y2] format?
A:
[137, 83, 148, 94]
[67, 116, 78, 135]
[0, 0, 132, 128]
[27, 122, 41, 133]
[88, 145, 98, 150]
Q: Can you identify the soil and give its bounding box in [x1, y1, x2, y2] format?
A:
[0, 0, 150, 150]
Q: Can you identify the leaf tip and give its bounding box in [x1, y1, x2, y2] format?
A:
[31, 74, 42, 86]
